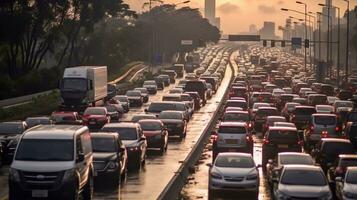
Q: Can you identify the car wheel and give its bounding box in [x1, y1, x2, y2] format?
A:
[82, 173, 93, 200]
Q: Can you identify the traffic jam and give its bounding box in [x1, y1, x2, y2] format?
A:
[183, 46, 357, 200]
[0, 43, 237, 199]
[1, 42, 357, 200]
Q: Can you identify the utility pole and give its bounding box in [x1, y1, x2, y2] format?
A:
[345, 0, 350, 83]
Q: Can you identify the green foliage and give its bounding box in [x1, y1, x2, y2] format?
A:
[0, 91, 60, 122]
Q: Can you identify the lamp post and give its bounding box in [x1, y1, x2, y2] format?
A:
[343, 0, 350, 83]
[296, 1, 308, 73]
[316, 13, 322, 62]
[317, 11, 331, 78]
[318, 3, 332, 78]
[308, 11, 317, 68]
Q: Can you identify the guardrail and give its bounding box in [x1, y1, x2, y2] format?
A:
[157, 49, 237, 200]
[0, 62, 144, 108]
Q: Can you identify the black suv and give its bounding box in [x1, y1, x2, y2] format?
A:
[290, 106, 316, 130]
[312, 138, 356, 173]
[262, 127, 302, 171]
[184, 80, 207, 105]
[91, 132, 128, 186]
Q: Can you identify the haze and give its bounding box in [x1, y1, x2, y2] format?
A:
[125, 0, 357, 35]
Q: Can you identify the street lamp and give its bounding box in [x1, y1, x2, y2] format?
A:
[343, 0, 350, 83]
[296, 1, 308, 74]
[318, 3, 332, 78]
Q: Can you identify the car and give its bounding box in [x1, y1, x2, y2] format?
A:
[307, 94, 328, 106]
[229, 86, 248, 100]
[184, 80, 208, 105]
[25, 117, 52, 128]
[130, 114, 157, 123]
[0, 121, 27, 163]
[253, 107, 279, 133]
[319, 84, 334, 96]
[292, 97, 307, 105]
[327, 154, 357, 184]
[212, 122, 253, 160]
[316, 105, 335, 114]
[221, 111, 251, 127]
[327, 96, 340, 105]
[334, 100, 354, 111]
[312, 138, 356, 173]
[258, 92, 275, 106]
[146, 101, 190, 121]
[290, 106, 316, 130]
[262, 127, 302, 171]
[82, 107, 110, 129]
[273, 165, 332, 200]
[251, 102, 270, 118]
[335, 167, 357, 200]
[276, 94, 296, 110]
[169, 88, 184, 94]
[225, 100, 248, 111]
[281, 102, 300, 120]
[161, 70, 177, 83]
[186, 91, 202, 110]
[134, 88, 149, 103]
[249, 92, 261, 107]
[105, 104, 123, 121]
[304, 114, 341, 150]
[138, 119, 168, 153]
[200, 77, 218, 93]
[208, 153, 260, 199]
[156, 74, 170, 86]
[343, 122, 357, 149]
[158, 111, 187, 140]
[266, 152, 314, 186]
[9, 125, 94, 200]
[206, 83, 213, 99]
[0, 143, 3, 167]
[181, 93, 195, 115]
[113, 95, 130, 113]
[91, 132, 127, 186]
[337, 89, 353, 100]
[102, 123, 147, 170]
[126, 90, 143, 107]
[51, 111, 82, 125]
[107, 83, 118, 99]
[225, 107, 243, 112]
[273, 122, 296, 128]
[142, 80, 158, 94]
[262, 116, 286, 135]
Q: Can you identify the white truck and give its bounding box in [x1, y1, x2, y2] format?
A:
[60, 66, 107, 111]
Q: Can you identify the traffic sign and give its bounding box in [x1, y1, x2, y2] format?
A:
[291, 37, 302, 49]
[228, 35, 261, 42]
[181, 40, 193, 45]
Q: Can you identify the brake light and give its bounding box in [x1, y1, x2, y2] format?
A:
[310, 126, 314, 131]
[248, 123, 252, 128]
[263, 137, 270, 144]
[335, 126, 340, 132]
[321, 131, 329, 138]
[246, 135, 253, 142]
[211, 134, 218, 142]
[298, 140, 304, 146]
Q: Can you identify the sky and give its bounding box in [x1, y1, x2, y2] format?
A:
[125, 0, 357, 36]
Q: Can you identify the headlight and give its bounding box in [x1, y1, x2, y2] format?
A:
[246, 173, 258, 180]
[9, 168, 20, 182]
[63, 169, 76, 181]
[107, 161, 117, 170]
[129, 147, 139, 151]
[210, 172, 222, 179]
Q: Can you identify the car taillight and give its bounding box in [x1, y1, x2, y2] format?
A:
[336, 167, 344, 175]
[298, 140, 304, 146]
[248, 123, 252, 128]
[335, 126, 340, 132]
[263, 137, 270, 144]
[310, 126, 314, 131]
[246, 135, 253, 142]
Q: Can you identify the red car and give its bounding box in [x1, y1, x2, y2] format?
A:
[51, 111, 82, 125]
[138, 119, 168, 154]
[82, 107, 110, 129]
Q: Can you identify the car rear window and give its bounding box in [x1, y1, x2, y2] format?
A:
[257, 109, 278, 117]
[268, 130, 298, 143]
[314, 116, 336, 125]
[223, 113, 249, 122]
[280, 155, 314, 165]
[102, 127, 138, 140]
[312, 96, 327, 103]
[226, 101, 247, 109]
[215, 155, 254, 168]
[339, 159, 357, 168]
[348, 113, 357, 122]
[281, 169, 326, 186]
[322, 142, 355, 155]
[218, 126, 246, 134]
[148, 103, 175, 112]
[294, 108, 316, 115]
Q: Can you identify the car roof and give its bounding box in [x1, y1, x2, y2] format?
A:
[267, 116, 286, 120]
[138, 119, 163, 124]
[103, 122, 139, 128]
[219, 122, 247, 127]
[312, 113, 336, 117]
[23, 125, 87, 140]
[316, 105, 333, 108]
[217, 152, 252, 157]
[282, 164, 321, 171]
[295, 105, 315, 109]
[321, 138, 351, 143]
[224, 111, 249, 114]
[163, 94, 181, 97]
[339, 154, 357, 159]
[227, 99, 246, 103]
[150, 101, 185, 105]
[269, 126, 297, 131]
[278, 152, 310, 156]
[257, 107, 277, 110]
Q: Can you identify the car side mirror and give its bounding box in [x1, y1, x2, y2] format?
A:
[76, 152, 85, 163]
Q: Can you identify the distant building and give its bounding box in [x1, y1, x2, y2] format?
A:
[259, 21, 276, 39]
[204, 0, 220, 29]
[321, 0, 337, 31]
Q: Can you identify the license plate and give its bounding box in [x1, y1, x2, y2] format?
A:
[228, 149, 237, 152]
[32, 190, 48, 198]
[225, 139, 238, 144]
[278, 144, 289, 148]
[89, 121, 96, 125]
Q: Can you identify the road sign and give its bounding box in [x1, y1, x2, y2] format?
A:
[291, 37, 302, 49]
[228, 35, 261, 42]
[181, 40, 193, 45]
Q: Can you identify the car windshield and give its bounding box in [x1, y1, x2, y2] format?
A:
[257, 109, 278, 117]
[253, 103, 269, 110]
[280, 155, 314, 165]
[102, 127, 137, 140]
[269, 130, 298, 143]
[335, 101, 353, 108]
[215, 155, 255, 168]
[15, 139, 73, 161]
[346, 171, 357, 184]
[163, 96, 181, 101]
[139, 122, 161, 131]
[84, 108, 106, 115]
[314, 116, 336, 125]
[105, 106, 117, 112]
[126, 91, 141, 96]
[294, 108, 316, 115]
[340, 159, 357, 168]
[281, 169, 326, 186]
[114, 96, 128, 102]
[148, 103, 176, 112]
[91, 137, 116, 152]
[131, 115, 156, 122]
[26, 118, 51, 127]
[0, 123, 23, 134]
[218, 126, 246, 134]
[181, 95, 192, 101]
[322, 142, 355, 155]
[159, 112, 182, 119]
[62, 78, 87, 91]
[223, 113, 249, 122]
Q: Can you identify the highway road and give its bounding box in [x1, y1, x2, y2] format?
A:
[0, 44, 237, 200]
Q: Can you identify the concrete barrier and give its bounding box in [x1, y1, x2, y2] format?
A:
[157, 49, 237, 200]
